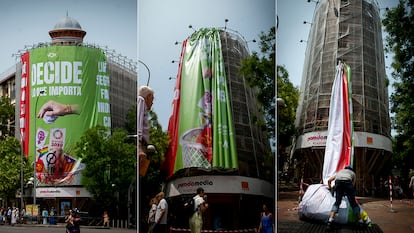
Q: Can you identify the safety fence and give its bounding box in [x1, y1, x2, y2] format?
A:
[13, 216, 130, 228]
[170, 227, 258, 233]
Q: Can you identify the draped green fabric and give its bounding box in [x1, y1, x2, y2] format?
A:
[174, 28, 238, 173]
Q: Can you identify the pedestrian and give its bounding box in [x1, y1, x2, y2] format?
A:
[7, 207, 11, 225]
[326, 165, 362, 230]
[42, 207, 48, 224]
[189, 187, 208, 233]
[153, 191, 168, 233]
[102, 210, 110, 227]
[409, 172, 414, 199]
[138, 85, 154, 176]
[0, 208, 3, 225]
[257, 204, 274, 233]
[11, 207, 17, 226]
[49, 207, 57, 224]
[65, 209, 74, 233]
[147, 197, 158, 233]
[20, 208, 26, 224]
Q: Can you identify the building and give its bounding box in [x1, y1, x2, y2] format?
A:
[0, 15, 136, 217]
[163, 29, 273, 230]
[292, 0, 392, 194]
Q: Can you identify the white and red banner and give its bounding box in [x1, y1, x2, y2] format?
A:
[20, 52, 31, 157]
[162, 39, 187, 178]
[322, 62, 352, 184]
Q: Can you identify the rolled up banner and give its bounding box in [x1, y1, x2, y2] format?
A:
[322, 62, 352, 184]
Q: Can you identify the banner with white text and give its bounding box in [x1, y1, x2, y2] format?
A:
[21, 46, 110, 186]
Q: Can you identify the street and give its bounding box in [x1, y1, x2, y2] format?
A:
[0, 225, 136, 233]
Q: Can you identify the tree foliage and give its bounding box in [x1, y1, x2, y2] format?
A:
[74, 126, 136, 212]
[0, 96, 31, 205]
[239, 27, 276, 144]
[382, 0, 414, 169]
[0, 96, 15, 138]
[125, 104, 170, 194]
[239, 26, 299, 152]
[0, 137, 32, 204]
[277, 66, 299, 150]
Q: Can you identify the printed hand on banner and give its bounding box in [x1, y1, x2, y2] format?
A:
[37, 100, 80, 118]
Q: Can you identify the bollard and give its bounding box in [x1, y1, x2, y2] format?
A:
[389, 175, 396, 213]
[298, 177, 304, 203]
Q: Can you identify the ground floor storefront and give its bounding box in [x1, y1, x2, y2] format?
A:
[162, 175, 274, 230]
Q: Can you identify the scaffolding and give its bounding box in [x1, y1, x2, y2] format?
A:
[293, 0, 392, 194]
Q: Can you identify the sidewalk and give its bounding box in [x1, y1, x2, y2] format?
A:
[277, 190, 414, 233]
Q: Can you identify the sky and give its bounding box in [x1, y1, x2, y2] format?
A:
[139, 0, 275, 130]
[0, 0, 137, 78]
[278, 0, 400, 97]
[0, 0, 400, 131]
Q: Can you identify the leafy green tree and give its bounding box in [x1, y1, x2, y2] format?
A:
[277, 65, 299, 154]
[0, 96, 15, 138]
[74, 126, 136, 217]
[239, 27, 299, 178]
[239, 27, 276, 144]
[382, 0, 414, 171]
[125, 104, 170, 193]
[0, 137, 32, 205]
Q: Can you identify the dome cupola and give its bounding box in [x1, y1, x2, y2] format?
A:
[48, 14, 86, 45]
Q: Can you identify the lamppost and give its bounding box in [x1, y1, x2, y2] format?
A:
[20, 138, 24, 209]
[33, 90, 45, 206]
[138, 60, 151, 86]
[276, 98, 286, 179]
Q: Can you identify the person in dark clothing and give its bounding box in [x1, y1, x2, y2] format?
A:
[326, 165, 361, 230]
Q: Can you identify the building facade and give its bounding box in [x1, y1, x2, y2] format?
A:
[0, 15, 136, 218]
[293, 0, 392, 194]
[163, 29, 273, 230]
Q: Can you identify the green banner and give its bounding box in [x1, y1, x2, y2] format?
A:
[174, 28, 238, 173]
[28, 46, 110, 186]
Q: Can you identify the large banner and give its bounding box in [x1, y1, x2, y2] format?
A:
[20, 46, 110, 186]
[165, 28, 238, 177]
[322, 62, 353, 184]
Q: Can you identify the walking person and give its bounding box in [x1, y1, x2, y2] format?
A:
[153, 192, 168, 233]
[409, 172, 414, 199]
[189, 188, 208, 233]
[102, 210, 110, 227]
[326, 165, 362, 230]
[147, 197, 158, 233]
[20, 208, 26, 224]
[137, 86, 154, 177]
[42, 208, 49, 224]
[11, 207, 17, 226]
[65, 210, 74, 233]
[7, 207, 11, 225]
[257, 204, 274, 233]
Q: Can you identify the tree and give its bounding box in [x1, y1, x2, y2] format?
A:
[277, 66, 299, 154]
[239, 27, 299, 175]
[0, 137, 32, 205]
[239, 27, 276, 145]
[382, 0, 414, 171]
[125, 104, 170, 193]
[74, 126, 136, 217]
[0, 96, 15, 138]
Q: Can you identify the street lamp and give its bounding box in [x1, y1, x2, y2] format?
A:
[33, 90, 45, 206]
[138, 60, 151, 86]
[20, 139, 24, 210]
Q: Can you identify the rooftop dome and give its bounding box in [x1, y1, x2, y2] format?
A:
[53, 16, 83, 30]
[49, 15, 86, 45]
